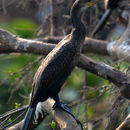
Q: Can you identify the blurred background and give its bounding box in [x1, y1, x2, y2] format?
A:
[0, 0, 130, 130]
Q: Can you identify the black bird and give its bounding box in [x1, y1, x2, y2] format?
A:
[21, 0, 95, 129]
[92, 0, 120, 37]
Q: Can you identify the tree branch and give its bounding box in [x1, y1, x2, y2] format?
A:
[0, 28, 130, 99]
[78, 55, 130, 99]
[0, 29, 55, 55]
[3, 55, 130, 129]
[6, 99, 81, 130]
[116, 114, 130, 130]
[0, 106, 28, 120]
[41, 36, 108, 55]
[0, 29, 108, 55]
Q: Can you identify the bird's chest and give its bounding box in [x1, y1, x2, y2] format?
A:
[32, 42, 80, 101]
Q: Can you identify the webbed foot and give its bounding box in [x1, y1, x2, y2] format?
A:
[53, 100, 83, 129]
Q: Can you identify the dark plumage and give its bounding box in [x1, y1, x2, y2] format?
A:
[21, 0, 93, 129]
[92, 0, 120, 37]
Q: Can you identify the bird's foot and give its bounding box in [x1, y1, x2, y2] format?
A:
[53, 101, 71, 114]
[53, 101, 83, 129]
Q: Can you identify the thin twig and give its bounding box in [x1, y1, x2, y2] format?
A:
[0, 106, 28, 121]
[1, 110, 26, 130]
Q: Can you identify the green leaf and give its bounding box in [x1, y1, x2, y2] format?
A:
[10, 19, 37, 38]
[86, 72, 108, 87]
[51, 120, 56, 129]
[15, 102, 21, 109]
[7, 118, 12, 123]
[0, 19, 37, 38]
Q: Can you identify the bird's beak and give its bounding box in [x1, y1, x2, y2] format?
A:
[86, 1, 95, 7]
[80, 1, 96, 13]
[92, 8, 113, 37]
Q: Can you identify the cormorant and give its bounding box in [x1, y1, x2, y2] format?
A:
[92, 0, 120, 37]
[21, 0, 95, 129]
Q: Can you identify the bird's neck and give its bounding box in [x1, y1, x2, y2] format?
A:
[70, 0, 86, 42]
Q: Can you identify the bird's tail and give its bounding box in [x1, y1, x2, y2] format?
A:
[21, 106, 36, 130]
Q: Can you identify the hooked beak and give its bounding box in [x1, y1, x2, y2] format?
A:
[91, 8, 113, 37]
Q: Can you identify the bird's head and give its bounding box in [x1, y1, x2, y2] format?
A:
[71, 0, 97, 29]
[76, 0, 97, 14]
[71, 0, 97, 19]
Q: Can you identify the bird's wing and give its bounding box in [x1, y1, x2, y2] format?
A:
[30, 36, 78, 105]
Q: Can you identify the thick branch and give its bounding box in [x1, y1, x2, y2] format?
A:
[0, 29, 108, 55]
[42, 36, 108, 55]
[0, 29, 55, 55]
[78, 55, 130, 99]
[0, 29, 130, 98]
[7, 99, 81, 130]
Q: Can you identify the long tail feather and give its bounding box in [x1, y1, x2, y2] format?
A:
[21, 106, 36, 130]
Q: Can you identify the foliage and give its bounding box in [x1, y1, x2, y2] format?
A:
[0, 19, 37, 38]
[50, 120, 56, 129]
